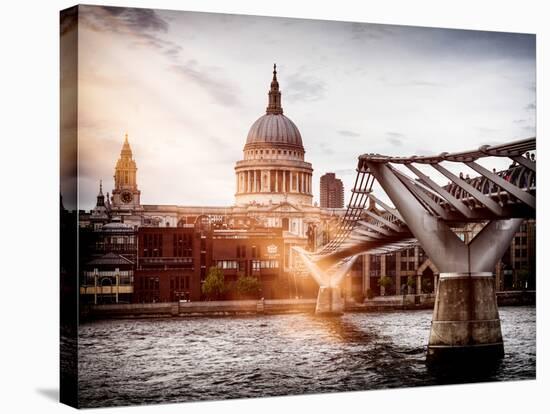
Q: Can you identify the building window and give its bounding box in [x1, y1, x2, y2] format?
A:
[216, 260, 238, 269]
[260, 260, 279, 269]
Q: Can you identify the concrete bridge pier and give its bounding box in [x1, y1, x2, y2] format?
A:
[367, 161, 524, 364]
[293, 247, 357, 317]
[427, 272, 504, 363]
[315, 286, 344, 316]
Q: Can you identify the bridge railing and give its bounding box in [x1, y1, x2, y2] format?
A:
[439, 163, 535, 209]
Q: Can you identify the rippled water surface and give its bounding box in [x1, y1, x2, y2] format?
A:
[78, 306, 535, 408]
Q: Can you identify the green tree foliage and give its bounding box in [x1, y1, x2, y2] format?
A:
[202, 266, 226, 300]
[516, 268, 530, 290]
[378, 275, 393, 289]
[236, 273, 261, 299]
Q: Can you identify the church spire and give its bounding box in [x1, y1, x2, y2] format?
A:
[266, 63, 283, 115]
[96, 179, 105, 207]
[121, 132, 132, 158]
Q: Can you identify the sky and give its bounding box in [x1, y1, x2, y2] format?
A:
[64, 5, 536, 210]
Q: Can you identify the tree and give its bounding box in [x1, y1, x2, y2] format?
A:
[516, 268, 529, 290]
[378, 276, 393, 296]
[236, 273, 261, 299]
[202, 266, 226, 300]
[421, 278, 433, 294]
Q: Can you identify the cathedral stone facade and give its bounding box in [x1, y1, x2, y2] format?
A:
[88, 66, 343, 274]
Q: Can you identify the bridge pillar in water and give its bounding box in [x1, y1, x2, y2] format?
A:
[366, 161, 524, 363]
[427, 272, 504, 362]
[315, 286, 344, 316]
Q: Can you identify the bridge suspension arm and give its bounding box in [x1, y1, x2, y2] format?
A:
[405, 164, 474, 219]
[464, 161, 536, 209]
[431, 163, 504, 216]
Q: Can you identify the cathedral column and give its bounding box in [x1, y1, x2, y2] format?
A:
[275, 170, 279, 192]
[283, 170, 286, 192]
[268, 170, 272, 192]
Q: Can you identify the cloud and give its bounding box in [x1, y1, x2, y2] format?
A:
[318, 142, 335, 155]
[333, 168, 357, 176]
[409, 80, 443, 87]
[477, 127, 499, 134]
[163, 45, 183, 57]
[98, 6, 168, 32]
[386, 132, 404, 146]
[284, 72, 326, 102]
[338, 130, 360, 138]
[206, 136, 241, 162]
[414, 148, 437, 156]
[80, 5, 182, 57]
[350, 23, 395, 41]
[171, 61, 241, 107]
[379, 77, 444, 89]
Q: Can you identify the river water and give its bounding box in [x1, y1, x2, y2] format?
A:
[78, 306, 536, 408]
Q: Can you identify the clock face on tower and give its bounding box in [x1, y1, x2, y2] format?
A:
[121, 191, 133, 204]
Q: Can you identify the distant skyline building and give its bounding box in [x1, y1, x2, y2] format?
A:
[320, 173, 344, 209]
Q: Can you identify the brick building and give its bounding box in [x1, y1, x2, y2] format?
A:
[212, 228, 286, 299]
[134, 225, 209, 303]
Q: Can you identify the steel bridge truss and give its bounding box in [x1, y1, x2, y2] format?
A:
[315, 137, 535, 266]
[304, 136, 536, 360]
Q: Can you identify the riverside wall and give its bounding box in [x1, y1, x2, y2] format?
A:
[80, 291, 535, 321]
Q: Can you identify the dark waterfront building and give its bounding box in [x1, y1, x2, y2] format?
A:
[134, 225, 207, 303]
[212, 228, 287, 299]
[79, 220, 137, 304]
[80, 253, 134, 304]
[133, 223, 314, 303]
[320, 173, 344, 208]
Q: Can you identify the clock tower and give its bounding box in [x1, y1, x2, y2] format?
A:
[111, 133, 142, 212]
